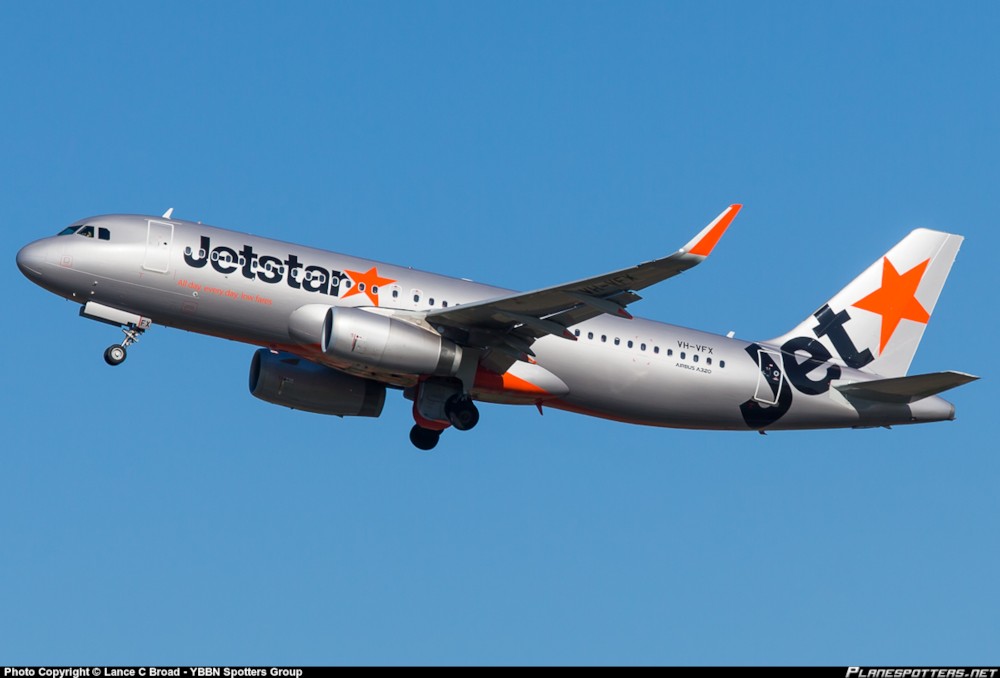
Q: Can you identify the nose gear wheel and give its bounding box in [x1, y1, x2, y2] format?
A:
[103, 323, 146, 366]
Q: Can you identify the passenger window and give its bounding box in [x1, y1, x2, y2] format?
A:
[640, 343, 646, 351]
[693, 354, 699, 363]
[707, 357, 712, 365]
[680, 352, 686, 360]
[601, 335, 607, 343]
[442, 300, 448, 308]
[653, 346, 659, 354]
[413, 293, 420, 303]
[667, 349, 673, 356]
[614, 338, 620, 346]
[429, 297, 435, 306]
[587, 332, 594, 340]
[627, 340, 633, 348]
[720, 360, 726, 368]
[392, 289, 399, 299]
[77, 225, 95, 238]
[574, 329, 580, 337]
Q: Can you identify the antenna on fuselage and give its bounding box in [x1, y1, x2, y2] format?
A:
[162, 207, 174, 219]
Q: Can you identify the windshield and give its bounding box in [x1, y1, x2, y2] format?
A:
[56, 224, 110, 240]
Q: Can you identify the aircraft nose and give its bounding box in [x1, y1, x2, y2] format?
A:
[16, 240, 47, 280]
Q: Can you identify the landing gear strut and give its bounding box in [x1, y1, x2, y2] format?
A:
[103, 323, 145, 366]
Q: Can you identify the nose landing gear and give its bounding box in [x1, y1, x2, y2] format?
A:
[79, 303, 151, 367]
[103, 323, 146, 366]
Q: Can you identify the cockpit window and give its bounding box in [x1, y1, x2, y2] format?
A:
[56, 223, 111, 240]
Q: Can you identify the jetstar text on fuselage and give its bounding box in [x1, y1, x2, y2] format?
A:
[183, 235, 353, 296]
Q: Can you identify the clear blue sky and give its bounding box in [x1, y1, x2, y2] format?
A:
[1, 1, 996, 665]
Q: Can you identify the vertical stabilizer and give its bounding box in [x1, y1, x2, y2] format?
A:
[767, 228, 963, 378]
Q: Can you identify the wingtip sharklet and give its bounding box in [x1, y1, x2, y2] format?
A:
[684, 203, 742, 257]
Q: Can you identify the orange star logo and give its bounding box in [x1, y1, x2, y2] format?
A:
[852, 257, 930, 354]
[342, 266, 396, 306]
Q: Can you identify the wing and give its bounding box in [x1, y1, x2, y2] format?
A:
[426, 204, 742, 371]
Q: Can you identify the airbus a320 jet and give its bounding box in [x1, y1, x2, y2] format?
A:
[16, 205, 977, 449]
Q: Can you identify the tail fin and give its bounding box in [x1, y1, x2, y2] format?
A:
[767, 228, 963, 378]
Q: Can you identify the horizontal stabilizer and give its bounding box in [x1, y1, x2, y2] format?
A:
[834, 371, 978, 404]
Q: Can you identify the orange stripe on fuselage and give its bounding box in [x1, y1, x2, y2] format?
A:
[473, 367, 552, 398]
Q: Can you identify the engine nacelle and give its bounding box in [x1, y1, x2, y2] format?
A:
[328, 306, 464, 376]
[249, 349, 385, 417]
[288, 304, 463, 377]
[288, 303, 332, 350]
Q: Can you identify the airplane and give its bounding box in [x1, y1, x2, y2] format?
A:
[16, 205, 978, 449]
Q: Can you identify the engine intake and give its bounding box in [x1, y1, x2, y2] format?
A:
[249, 349, 385, 417]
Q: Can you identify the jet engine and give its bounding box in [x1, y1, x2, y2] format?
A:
[249, 348, 385, 417]
[288, 304, 463, 377]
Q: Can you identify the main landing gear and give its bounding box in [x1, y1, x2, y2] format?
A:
[407, 380, 481, 450]
[445, 393, 480, 431]
[103, 323, 145, 366]
[409, 425, 442, 451]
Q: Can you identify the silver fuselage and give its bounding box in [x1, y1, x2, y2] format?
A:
[16, 214, 956, 431]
